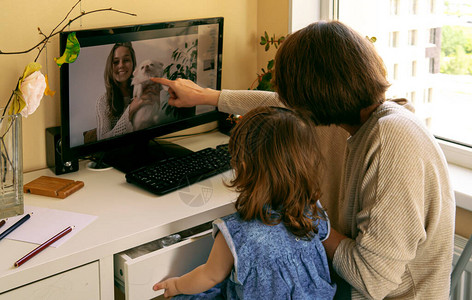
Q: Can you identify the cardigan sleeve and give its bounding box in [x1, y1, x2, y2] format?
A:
[217, 89, 282, 115]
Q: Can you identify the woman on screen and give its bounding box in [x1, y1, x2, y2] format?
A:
[96, 42, 150, 140]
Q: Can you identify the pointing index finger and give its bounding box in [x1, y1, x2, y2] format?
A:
[151, 77, 172, 91]
[151, 77, 172, 86]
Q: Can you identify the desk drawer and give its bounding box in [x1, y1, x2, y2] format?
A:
[114, 222, 213, 300]
[0, 261, 100, 300]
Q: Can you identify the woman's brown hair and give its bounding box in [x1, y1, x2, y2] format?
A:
[273, 20, 390, 126]
[227, 106, 324, 238]
[104, 42, 136, 117]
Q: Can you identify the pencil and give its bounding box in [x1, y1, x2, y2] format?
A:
[0, 213, 32, 242]
[14, 226, 75, 268]
[0, 219, 6, 229]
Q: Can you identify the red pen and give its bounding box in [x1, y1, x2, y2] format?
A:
[0, 219, 6, 229]
[14, 226, 75, 268]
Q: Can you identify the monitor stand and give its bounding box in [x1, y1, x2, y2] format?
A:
[89, 139, 193, 174]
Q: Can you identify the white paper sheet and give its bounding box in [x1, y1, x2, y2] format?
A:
[0, 205, 97, 247]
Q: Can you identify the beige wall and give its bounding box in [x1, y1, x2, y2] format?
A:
[256, 0, 290, 83]
[0, 0, 264, 172]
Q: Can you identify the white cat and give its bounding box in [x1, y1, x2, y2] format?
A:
[131, 59, 164, 131]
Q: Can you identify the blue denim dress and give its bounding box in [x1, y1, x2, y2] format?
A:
[173, 201, 336, 299]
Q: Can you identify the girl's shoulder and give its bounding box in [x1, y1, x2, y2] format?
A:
[213, 212, 251, 238]
[214, 208, 330, 243]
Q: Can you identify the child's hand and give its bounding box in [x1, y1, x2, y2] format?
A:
[153, 277, 180, 298]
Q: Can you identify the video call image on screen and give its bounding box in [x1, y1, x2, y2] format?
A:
[67, 23, 220, 148]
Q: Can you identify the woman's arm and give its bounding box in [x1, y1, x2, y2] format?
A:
[151, 77, 283, 116]
[218, 90, 281, 115]
[322, 227, 348, 260]
[151, 78, 221, 107]
[153, 232, 234, 298]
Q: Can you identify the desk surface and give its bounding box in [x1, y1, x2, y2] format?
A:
[0, 131, 236, 293]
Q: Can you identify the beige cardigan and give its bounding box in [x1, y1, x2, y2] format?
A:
[218, 90, 455, 299]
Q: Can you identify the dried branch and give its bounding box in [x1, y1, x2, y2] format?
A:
[0, 1, 136, 61]
[32, 0, 84, 61]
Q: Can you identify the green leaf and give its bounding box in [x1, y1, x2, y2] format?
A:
[260, 36, 267, 45]
[267, 59, 274, 70]
[54, 32, 80, 67]
[265, 43, 270, 51]
[256, 72, 273, 91]
[9, 90, 26, 115]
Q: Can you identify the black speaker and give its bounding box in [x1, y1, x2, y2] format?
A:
[46, 126, 79, 175]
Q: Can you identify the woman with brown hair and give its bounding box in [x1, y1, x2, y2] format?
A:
[152, 20, 455, 299]
[96, 42, 149, 140]
[154, 106, 336, 299]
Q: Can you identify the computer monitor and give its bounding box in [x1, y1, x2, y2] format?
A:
[59, 17, 225, 173]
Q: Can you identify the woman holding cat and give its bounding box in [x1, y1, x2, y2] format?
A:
[96, 42, 149, 140]
[152, 20, 455, 299]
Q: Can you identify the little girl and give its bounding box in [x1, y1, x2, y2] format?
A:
[153, 106, 336, 299]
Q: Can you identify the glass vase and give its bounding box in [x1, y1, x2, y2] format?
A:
[0, 112, 23, 219]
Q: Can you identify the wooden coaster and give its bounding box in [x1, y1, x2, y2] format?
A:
[24, 176, 84, 199]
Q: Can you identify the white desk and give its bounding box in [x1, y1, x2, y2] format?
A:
[0, 131, 236, 299]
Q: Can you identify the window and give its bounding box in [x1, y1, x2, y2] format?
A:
[291, 0, 472, 211]
[410, 0, 418, 15]
[390, 0, 400, 15]
[429, 0, 436, 14]
[411, 60, 417, 77]
[427, 87, 433, 103]
[393, 63, 400, 80]
[290, 0, 321, 32]
[335, 0, 472, 169]
[429, 28, 437, 44]
[409, 91, 417, 104]
[389, 31, 400, 47]
[408, 30, 417, 46]
[428, 57, 435, 73]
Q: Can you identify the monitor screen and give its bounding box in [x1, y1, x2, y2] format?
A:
[59, 17, 224, 173]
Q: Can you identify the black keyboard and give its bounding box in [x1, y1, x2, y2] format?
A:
[125, 144, 231, 196]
